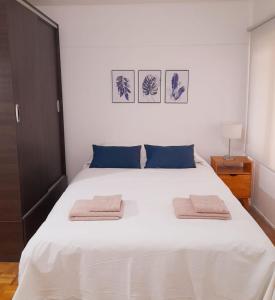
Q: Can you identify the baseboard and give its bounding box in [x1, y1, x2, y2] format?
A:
[252, 205, 275, 230]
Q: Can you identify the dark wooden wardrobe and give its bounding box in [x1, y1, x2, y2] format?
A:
[0, 0, 67, 261]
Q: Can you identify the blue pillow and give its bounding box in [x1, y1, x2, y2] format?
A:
[145, 144, 196, 169]
[90, 145, 141, 168]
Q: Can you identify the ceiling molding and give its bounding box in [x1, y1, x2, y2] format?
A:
[29, 0, 251, 6]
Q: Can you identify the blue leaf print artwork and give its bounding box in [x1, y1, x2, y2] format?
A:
[142, 75, 158, 96]
[171, 73, 185, 100]
[116, 76, 131, 101]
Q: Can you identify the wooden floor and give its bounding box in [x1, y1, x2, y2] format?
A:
[248, 206, 275, 245]
[0, 262, 18, 300]
[0, 208, 274, 300]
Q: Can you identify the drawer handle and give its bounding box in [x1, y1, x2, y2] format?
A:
[15, 104, 20, 123]
[230, 174, 237, 177]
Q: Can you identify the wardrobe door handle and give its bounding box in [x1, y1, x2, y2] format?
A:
[57, 100, 60, 113]
[15, 104, 20, 123]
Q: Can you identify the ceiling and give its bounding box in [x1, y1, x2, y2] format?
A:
[29, 0, 250, 5]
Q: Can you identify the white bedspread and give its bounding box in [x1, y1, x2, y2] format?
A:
[13, 163, 275, 300]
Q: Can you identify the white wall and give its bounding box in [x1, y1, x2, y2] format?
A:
[253, 163, 275, 227]
[38, 1, 250, 181]
[248, 0, 275, 228]
[250, 0, 275, 26]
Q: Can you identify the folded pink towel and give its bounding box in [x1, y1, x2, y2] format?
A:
[173, 198, 231, 220]
[90, 194, 122, 212]
[70, 216, 122, 221]
[69, 196, 123, 221]
[69, 202, 123, 221]
[69, 195, 122, 214]
[190, 195, 229, 214]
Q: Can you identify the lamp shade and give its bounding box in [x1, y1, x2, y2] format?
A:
[222, 123, 242, 139]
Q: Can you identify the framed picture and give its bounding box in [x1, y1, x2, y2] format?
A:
[138, 70, 161, 103]
[165, 70, 189, 104]
[112, 70, 135, 103]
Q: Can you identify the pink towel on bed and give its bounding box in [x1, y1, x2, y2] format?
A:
[69, 195, 123, 221]
[173, 198, 231, 220]
[70, 216, 122, 221]
[89, 194, 122, 212]
[190, 195, 229, 214]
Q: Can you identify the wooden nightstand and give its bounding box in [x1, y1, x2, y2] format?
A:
[211, 156, 253, 209]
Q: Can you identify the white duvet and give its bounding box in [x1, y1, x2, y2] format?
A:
[13, 162, 275, 300]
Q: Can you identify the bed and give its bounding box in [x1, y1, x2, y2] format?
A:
[13, 159, 274, 300]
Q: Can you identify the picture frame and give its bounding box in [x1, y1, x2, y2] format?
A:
[138, 70, 161, 103]
[112, 70, 135, 103]
[165, 70, 189, 104]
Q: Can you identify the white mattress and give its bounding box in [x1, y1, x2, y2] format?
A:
[13, 162, 275, 300]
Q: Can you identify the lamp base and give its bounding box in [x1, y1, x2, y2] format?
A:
[223, 155, 235, 161]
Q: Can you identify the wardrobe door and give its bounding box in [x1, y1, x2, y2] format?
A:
[36, 18, 64, 187]
[8, 2, 48, 215]
[0, 1, 21, 222]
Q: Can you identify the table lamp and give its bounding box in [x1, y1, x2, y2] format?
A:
[222, 123, 242, 160]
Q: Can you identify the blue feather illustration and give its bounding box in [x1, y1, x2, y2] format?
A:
[171, 73, 185, 101]
[174, 86, 185, 100]
[116, 76, 131, 101]
[171, 73, 179, 91]
[142, 75, 158, 96]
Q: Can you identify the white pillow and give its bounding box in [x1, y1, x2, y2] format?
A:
[194, 153, 204, 163]
[194, 153, 209, 167]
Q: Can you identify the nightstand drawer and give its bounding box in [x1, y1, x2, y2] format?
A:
[219, 174, 251, 198]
